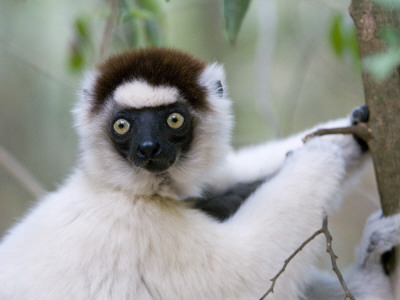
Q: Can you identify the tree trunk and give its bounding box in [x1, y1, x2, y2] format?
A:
[349, 0, 400, 215]
[349, 0, 400, 296]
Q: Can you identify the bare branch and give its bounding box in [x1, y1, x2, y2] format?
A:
[321, 217, 354, 300]
[0, 146, 46, 199]
[259, 215, 355, 300]
[302, 123, 372, 144]
[259, 228, 324, 299]
[98, 0, 120, 63]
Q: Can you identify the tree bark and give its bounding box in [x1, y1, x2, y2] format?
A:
[349, 0, 400, 216]
[349, 0, 400, 296]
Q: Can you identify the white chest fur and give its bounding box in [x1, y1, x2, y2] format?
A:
[0, 172, 244, 299]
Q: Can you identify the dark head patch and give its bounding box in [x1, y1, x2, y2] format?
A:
[91, 48, 209, 114]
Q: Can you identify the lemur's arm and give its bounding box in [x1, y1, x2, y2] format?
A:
[206, 106, 369, 194]
[195, 106, 369, 221]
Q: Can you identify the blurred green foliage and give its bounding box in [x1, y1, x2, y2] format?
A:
[326, 11, 400, 82]
[222, 0, 400, 83]
[363, 28, 400, 81]
[121, 0, 166, 47]
[68, 16, 94, 72]
[325, 3, 400, 82]
[67, 0, 166, 72]
[327, 13, 360, 71]
[223, 0, 251, 44]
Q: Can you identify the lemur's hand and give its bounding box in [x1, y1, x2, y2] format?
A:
[340, 211, 398, 300]
[351, 105, 370, 125]
[351, 105, 369, 152]
[356, 210, 400, 273]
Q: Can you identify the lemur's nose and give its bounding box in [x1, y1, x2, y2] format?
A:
[137, 140, 161, 159]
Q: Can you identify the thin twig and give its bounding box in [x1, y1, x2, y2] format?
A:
[98, 0, 120, 63]
[259, 215, 355, 300]
[0, 146, 46, 199]
[321, 217, 355, 300]
[302, 123, 372, 144]
[259, 228, 324, 299]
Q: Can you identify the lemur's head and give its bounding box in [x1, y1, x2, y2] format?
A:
[74, 48, 233, 197]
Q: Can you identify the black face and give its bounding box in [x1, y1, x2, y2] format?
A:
[109, 103, 194, 173]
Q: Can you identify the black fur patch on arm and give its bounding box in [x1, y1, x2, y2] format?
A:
[190, 179, 266, 221]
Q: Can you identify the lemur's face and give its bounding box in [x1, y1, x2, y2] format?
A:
[75, 48, 233, 195]
[92, 49, 207, 174]
[109, 101, 194, 173]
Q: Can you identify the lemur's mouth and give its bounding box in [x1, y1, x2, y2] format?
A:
[138, 158, 175, 173]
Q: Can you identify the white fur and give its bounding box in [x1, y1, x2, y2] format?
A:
[113, 80, 180, 109]
[208, 117, 365, 190]
[0, 140, 346, 299]
[0, 56, 396, 299]
[198, 62, 227, 97]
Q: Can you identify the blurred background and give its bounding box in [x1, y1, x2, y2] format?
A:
[0, 0, 380, 270]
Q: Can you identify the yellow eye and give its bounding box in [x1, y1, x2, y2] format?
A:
[113, 119, 130, 135]
[167, 113, 185, 129]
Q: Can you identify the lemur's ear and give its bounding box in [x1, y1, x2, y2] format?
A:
[73, 70, 100, 130]
[215, 81, 223, 98]
[198, 63, 226, 99]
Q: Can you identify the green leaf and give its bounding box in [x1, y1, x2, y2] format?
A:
[67, 16, 93, 72]
[327, 13, 361, 71]
[74, 17, 91, 43]
[363, 47, 400, 81]
[224, 0, 251, 44]
[131, 8, 155, 20]
[121, 8, 153, 22]
[328, 14, 344, 56]
[139, 0, 162, 13]
[68, 46, 85, 72]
